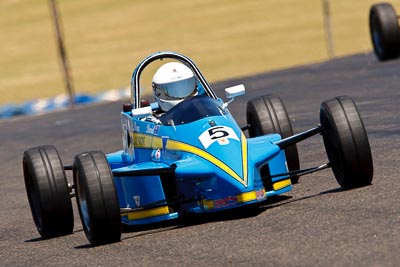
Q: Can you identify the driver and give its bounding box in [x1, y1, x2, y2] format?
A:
[152, 62, 197, 112]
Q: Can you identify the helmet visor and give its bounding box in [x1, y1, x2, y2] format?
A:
[153, 76, 197, 101]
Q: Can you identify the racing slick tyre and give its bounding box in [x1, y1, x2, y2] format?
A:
[369, 3, 400, 61]
[246, 94, 300, 183]
[73, 151, 121, 246]
[23, 145, 73, 239]
[320, 96, 373, 189]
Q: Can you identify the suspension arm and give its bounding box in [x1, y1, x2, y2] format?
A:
[273, 125, 323, 150]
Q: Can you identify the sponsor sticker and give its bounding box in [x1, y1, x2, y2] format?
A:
[134, 195, 140, 207]
[153, 125, 160, 135]
[213, 196, 238, 209]
[146, 124, 154, 134]
[132, 122, 140, 132]
[151, 149, 161, 161]
[256, 188, 266, 200]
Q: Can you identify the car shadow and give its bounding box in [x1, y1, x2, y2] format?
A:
[118, 187, 347, 243]
[124, 185, 348, 231]
[24, 237, 43, 243]
[258, 187, 344, 210]
[34, 185, 349, 248]
[25, 228, 85, 244]
[116, 195, 290, 243]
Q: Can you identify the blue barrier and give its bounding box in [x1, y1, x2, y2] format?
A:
[0, 88, 130, 120]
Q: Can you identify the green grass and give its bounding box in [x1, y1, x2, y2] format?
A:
[0, 0, 397, 104]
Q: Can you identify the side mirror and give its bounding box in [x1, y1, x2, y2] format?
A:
[222, 84, 245, 109]
[225, 84, 245, 99]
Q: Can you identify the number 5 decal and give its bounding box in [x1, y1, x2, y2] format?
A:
[208, 126, 229, 139]
[199, 126, 240, 149]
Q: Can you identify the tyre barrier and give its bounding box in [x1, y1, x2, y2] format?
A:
[0, 88, 130, 120]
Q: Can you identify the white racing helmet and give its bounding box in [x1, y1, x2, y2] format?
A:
[152, 62, 197, 112]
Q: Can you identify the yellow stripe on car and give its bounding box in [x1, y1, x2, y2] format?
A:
[237, 191, 257, 203]
[273, 179, 291, 190]
[240, 133, 248, 186]
[133, 132, 249, 187]
[122, 206, 170, 220]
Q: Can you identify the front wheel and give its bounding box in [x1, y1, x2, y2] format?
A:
[23, 145, 73, 239]
[320, 96, 373, 189]
[247, 94, 300, 183]
[73, 151, 121, 246]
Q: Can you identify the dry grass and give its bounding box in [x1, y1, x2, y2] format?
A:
[0, 0, 397, 104]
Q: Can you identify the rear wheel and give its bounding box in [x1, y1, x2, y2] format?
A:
[246, 94, 300, 183]
[320, 96, 373, 189]
[369, 3, 400, 61]
[23, 145, 73, 239]
[73, 151, 121, 246]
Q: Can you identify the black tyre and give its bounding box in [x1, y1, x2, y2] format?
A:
[23, 145, 73, 239]
[73, 151, 121, 245]
[369, 3, 400, 61]
[246, 94, 300, 183]
[320, 96, 373, 189]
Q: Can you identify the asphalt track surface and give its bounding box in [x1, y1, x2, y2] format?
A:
[1, 53, 399, 266]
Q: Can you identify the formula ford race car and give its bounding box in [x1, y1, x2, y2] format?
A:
[369, 2, 400, 61]
[23, 51, 374, 246]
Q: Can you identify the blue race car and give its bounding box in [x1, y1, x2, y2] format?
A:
[23, 51, 374, 245]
